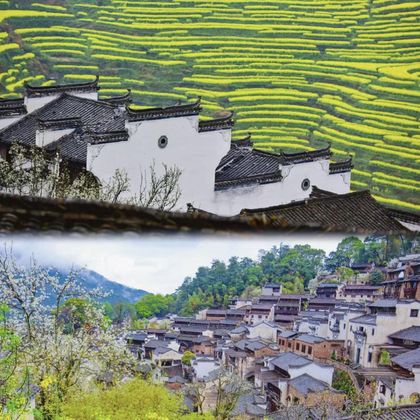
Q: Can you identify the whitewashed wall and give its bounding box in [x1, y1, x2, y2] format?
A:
[36, 128, 75, 147]
[0, 115, 25, 131]
[289, 362, 334, 385]
[25, 91, 98, 113]
[87, 111, 350, 215]
[209, 160, 351, 216]
[88, 115, 231, 211]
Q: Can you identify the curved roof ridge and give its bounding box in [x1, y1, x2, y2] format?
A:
[24, 76, 100, 97]
[126, 97, 201, 121]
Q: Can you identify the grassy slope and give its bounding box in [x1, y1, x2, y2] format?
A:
[0, 0, 419, 211]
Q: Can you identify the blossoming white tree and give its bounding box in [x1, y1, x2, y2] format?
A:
[0, 247, 137, 418]
[0, 143, 182, 210]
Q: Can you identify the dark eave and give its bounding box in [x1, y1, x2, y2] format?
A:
[37, 116, 82, 130]
[127, 98, 201, 122]
[198, 112, 234, 132]
[0, 98, 27, 118]
[24, 76, 100, 98]
[0, 193, 281, 233]
[88, 130, 129, 145]
[215, 172, 283, 191]
[231, 133, 253, 148]
[239, 189, 419, 233]
[329, 157, 353, 174]
[102, 89, 132, 106]
[279, 145, 332, 165]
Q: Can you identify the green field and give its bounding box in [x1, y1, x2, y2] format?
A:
[0, 0, 419, 211]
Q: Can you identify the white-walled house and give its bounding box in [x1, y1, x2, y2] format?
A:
[349, 300, 420, 367]
[0, 77, 353, 216]
[255, 352, 336, 407]
[374, 348, 420, 407]
[247, 321, 280, 342]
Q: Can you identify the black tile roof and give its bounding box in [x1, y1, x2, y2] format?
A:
[126, 98, 201, 122]
[0, 93, 125, 148]
[240, 189, 418, 233]
[198, 112, 234, 132]
[215, 147, 283, 190]
[339, 404, 420, 420]
[102, 90, 132, 106]
[24, 76, 99, 97]
[44, 129, 88, 164]
[279, 145, 332, 165]
[329, 157, 353, 174]
[389, 326, 420, 343]
[289, 373, 329, 395]
[232, 134, 253, 148]
[214, 144, 349, 191]
[0, 193, 271, 233]
[0, 98, 27, 118]
[391, 348, 420, 371]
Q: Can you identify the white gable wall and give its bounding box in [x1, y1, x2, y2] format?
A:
[247, 322, 277, 342]
[36, 128, 75, 148]
[289, 363, 334, 385]
[87, 115, 231, 211]
[25, 91, 98, 113]
[0, 115, 26, 131]
[208, 159, 351, 216]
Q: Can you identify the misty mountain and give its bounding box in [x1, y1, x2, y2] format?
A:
[47, 267, 149, 305]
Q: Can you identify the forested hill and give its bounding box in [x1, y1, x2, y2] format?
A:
[0, 0, 419, 211]
[171, 235, 417, 315]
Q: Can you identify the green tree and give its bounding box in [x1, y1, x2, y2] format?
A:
[0, 304, 31, 417]
[60, 378, 212, 419]
[182, 350, 196, 366]
[369, 269, 385, 285]
[325, 237, 364, 271]
[135, 294, 174, 319]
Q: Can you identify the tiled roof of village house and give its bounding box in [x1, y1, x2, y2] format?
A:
[43, 129, 88, 164]
[102, 90, 132, 106]
[391, 348, 420, 371]
[368, 299, 398, 308]
[297, 334, 326, 344]
[289, 373, 330, 395]
[389, 326, 420, 343]
[0, 98, 27, 118]
[344, 284, 381, 291]
[240, 187, 419, 233]
[198, 112, 234, 132]
[0, 193, 272, 233]
[24, 76, 100, 97]
[215, 147, 283, 190]
[329, 157, 353, 174]
[0, 94, 126, 148]
[338, 403, 420, 420]
[214, 145, 338, 191]
[350, 314, 377, 325]
[279, 145, 332, 165]
[270, 352, 312, 371]
[126, 98, 202, 122]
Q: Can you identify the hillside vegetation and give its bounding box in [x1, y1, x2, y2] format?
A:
[0, 0, 419, 211]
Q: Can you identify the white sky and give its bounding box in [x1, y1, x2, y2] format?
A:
[4, 233, 348, 294]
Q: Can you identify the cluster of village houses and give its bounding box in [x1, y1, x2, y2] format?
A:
[126, 254, 420, 417]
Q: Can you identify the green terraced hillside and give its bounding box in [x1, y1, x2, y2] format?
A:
[0, 0, 419, 211]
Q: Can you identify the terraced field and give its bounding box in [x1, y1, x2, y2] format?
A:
[0, 0, 419, 210]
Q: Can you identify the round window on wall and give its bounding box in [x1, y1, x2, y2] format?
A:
[301, 178, 310, 191]
[158, 135, 168, 148]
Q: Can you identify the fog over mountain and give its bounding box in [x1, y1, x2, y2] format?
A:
[46, 267, 149, 305]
